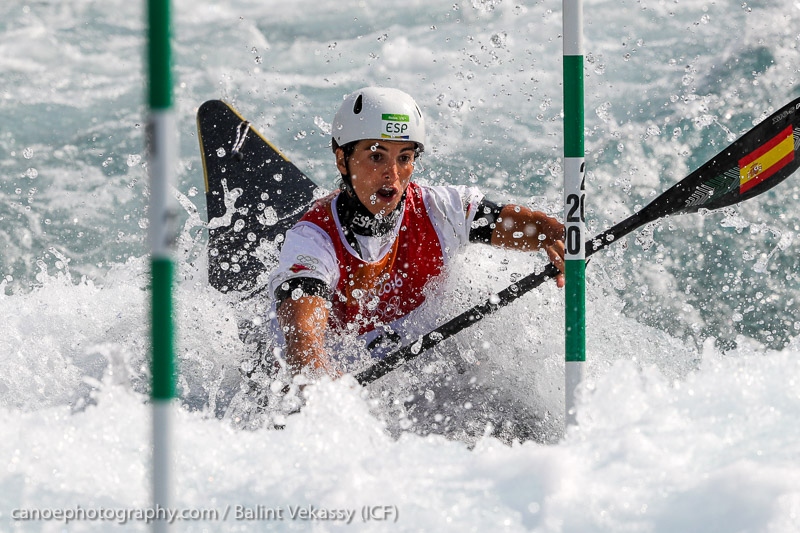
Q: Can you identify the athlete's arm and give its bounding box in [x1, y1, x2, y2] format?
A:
[274, 277, 337, 377]
[467, 198, 565, 286]
[490, 203, 566, 288]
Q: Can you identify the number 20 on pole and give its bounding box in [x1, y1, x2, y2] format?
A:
[565, 176, 585, 257]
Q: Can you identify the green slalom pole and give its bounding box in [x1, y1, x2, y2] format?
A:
[147, 0, 176, 528]
[563, 0, 586, 427]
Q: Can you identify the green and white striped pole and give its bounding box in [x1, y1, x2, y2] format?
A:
[563, 0, 586, 427]
[147, 0, 176, 528]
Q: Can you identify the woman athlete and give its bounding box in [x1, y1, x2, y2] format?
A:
[269, 87, 566, 379]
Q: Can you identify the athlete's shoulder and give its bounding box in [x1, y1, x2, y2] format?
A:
[301, 190, 339, 221]
[270, 220, 340, 297]
[417, 182, 484, 215]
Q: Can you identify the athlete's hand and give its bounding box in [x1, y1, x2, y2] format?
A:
[545, 239, 566, 288]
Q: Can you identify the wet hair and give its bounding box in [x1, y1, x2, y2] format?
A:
[331, 138, 358, 194]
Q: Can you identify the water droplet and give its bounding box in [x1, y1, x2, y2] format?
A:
[127, 154, 141, 167]
[22, 147, 33, 159]
[289, 288, 303, 300]
[490, 32, 507, 48]
[595, 102, 613, 122]
[25, 168, 38, 179]
[259, 206, 278, 226]
[216, 147, 226, 157]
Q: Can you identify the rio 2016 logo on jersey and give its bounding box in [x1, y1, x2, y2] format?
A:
[381, 113, 410, 140]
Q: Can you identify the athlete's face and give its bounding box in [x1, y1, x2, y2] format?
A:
[336, 140, 417, 216]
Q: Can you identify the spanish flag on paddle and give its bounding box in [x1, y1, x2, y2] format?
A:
[740, 125, 796, 193]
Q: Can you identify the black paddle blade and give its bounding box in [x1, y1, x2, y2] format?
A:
[589, 96, 800, 256]
[645, 97, 799, 220]
[197, 100, 319, 293]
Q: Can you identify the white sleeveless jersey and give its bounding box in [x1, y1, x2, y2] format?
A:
[267, 183, 484, 373]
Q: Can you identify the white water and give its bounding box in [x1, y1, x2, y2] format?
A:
[1, 0, 799, 531]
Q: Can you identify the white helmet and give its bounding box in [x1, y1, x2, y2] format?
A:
[331, 87, 426, 153]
